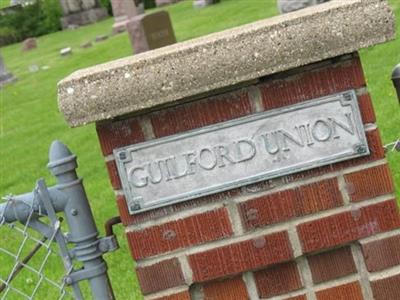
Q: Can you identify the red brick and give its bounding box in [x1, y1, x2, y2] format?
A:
[127, 208, 233, 259]
[239, 178, 343, 230]
[297, 199, 400, 253]
[119, 188, 240, 226]
[260, 56, 365, 111]
[254, 261, 302, 298]
[116, 195, 135, 226]
[316, 282, 363, 300]
[106, 160, 122, 190]
[344, 164, 394, 202]
[154, 291, 191, 300]
[151, 90, 251, 137]
[136, 258, 185, 295]
[363, 128, 385, 162]
[283, 295, 307, 300]
[357, 93, 376, 124]
[362, 234, 400, 272]
[371, 273, 400, 300]
[189, 231, 293, 282]
[96, 118, 145, 156]
[307, 247, 357, 283]
[202, 277, 248, 300]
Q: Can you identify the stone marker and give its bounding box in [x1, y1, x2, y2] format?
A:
[80, 41, 93, 48]
[59, 0, 108, 29]
[28, 64, 39, 73]
[126, 11, 176, 54]
[193, 0, 219, 8]
[155, 0, 181, 7]
[111, 0, 144, 34]
[60, 47, 72, 56]
[21, 38, 37, 51]
[95, 35, 109, 42]
[59, 1, 400, 299]
[278, 0, 330, 14]
[0, 54, 16, 87]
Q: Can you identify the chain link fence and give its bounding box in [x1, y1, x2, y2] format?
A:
[0, 195, 73, 299]
[0, 141, 118, 300]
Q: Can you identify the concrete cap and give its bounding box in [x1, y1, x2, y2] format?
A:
[58, 0, 395, 127]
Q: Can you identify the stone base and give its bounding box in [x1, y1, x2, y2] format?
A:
[0, 72, 16, 87]
[112, 16, 129, 34]
[60, 7, 109, 29]
[112, 21, 127, 34]
[193, 0, 220, 8]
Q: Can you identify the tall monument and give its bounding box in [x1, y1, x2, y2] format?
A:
[59, 0, 108, 29]
[110, 0, 144, 34]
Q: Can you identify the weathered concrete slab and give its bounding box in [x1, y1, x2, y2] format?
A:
[58, 0, 395, 127]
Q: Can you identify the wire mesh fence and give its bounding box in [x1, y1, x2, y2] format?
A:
[0, 195, 73, 300]
[0, 141, 118, 300]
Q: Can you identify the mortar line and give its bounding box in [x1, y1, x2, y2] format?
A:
[113, 189, 125, 196]
[243, 272, 259, 300]
[296, 256, 317, 300]
[144, 286, 189, 300]
[138, 115, 155, 140]
[178, 255, 193, 285]
[360, 228, 400, 243]
[350, 243, 374, 299]
[226, 201, 245, 235]
[337, 174, 351, 205]
[104, 154, 114, 162]
[369, 265, 400, 281]
[312, 273, 360, 292]
[247, 86, 264, 113]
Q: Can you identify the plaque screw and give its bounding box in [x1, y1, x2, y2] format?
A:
[343, 93, 352, 101]
[354, 144, 367, 154]
[119, 151, 127, 160]
[130, 203, 141, 211]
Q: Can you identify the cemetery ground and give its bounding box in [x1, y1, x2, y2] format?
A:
[0, 0, 399, 299]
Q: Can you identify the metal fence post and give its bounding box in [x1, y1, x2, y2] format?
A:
[47, 141, 115, 300]
[0, 141, 118, 300]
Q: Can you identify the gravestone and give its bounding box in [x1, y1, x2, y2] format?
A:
[155, 0, 181, 7]
[126, 11, 176, 54]
[60, 47, 72, 56]
[80, 41, 93, 48]
[277, 0, 329, 14]
[111, 0, 144, 34]
[0, 54, 16, 87]
[59, 0, 108, 29]
[58, 1, 400, 299]
[95, 35, 108, 42]
[28, 64, 39, 72]
[193, 0, 220, 8]
[21, 38, 37, 51]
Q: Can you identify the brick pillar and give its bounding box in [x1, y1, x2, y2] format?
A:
[58, 1, 398, 299]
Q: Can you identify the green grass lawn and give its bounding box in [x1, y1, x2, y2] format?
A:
[0, 0, 399, 299]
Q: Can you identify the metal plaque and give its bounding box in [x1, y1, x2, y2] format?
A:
[115, 90, 369, 214]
